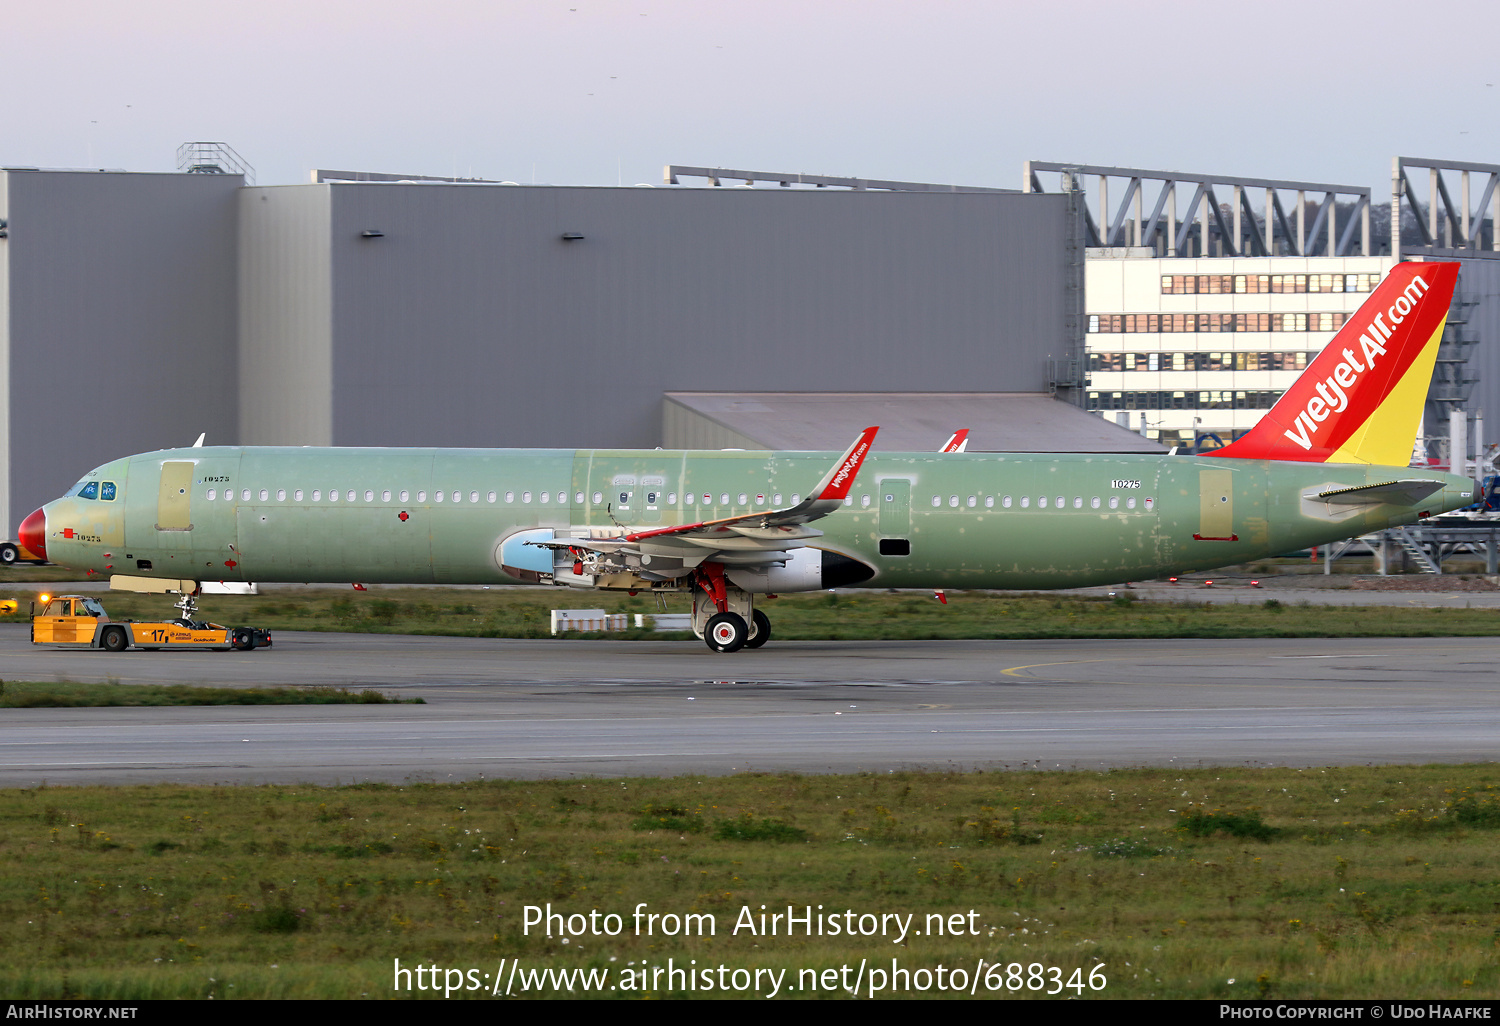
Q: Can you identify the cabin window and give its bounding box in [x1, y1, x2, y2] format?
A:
[879, 539, 911, 556]
[470, 491, 479, 503]
[684, 493, 695, 505]
[260, 489, 269, 501]
[539, 491, 549, 504]
[844, 497, 853, 506]
[312, 490, 322, 502]
[347, 490, 357, 502]
[487, 491, 497, 503]
[773, 493, 783, 505]
[667, 492, 677, 504]
[1091, 496, 1100, 509]
[861, 494, 871, 508]
[589, 491, 600, 504]
[1038, 496, 1047, 508]
[756, 494, 766, 506]
[967, 496, 976, 508]
[575, 491, 584, 504]
[418, 491, 427, 502]
[1073, 497, 1082, 509]
[738, 493, 748, 505]
[1001, 495, 1011, 508]
[294, 489, 304, 501]
[1145, 497, 1155, 510]
[206, 488, 216, 501]
[1109, 496, 1119, 509]
[435, 491, 445, 502]
[277, 489, 286, 501]
[453, 491, 462, 503]
[985, 496, 994, 508]
[791, 494, 801, 505]
[243, 489, 252, 501]
[506, 491, 515, 503]
[720, 494, 729, 506]
[521, 491, 531, 503]
[382, 490, 392, 502]
[646, 492, 658, 505]
[1056, 496, 1065, 508]
[223, 490, 234, 502]
[1021, 496, 1031, 508]
[1127, 497, 1136, 509]
[401, 490, 410, 502]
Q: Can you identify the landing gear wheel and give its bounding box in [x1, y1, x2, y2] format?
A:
[744, 609, 771, 649]
[704, 612, 748, 653]
[101, 627, 128, 653]
[0, 543, 18, 566]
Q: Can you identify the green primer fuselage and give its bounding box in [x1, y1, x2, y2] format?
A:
[40, 446, 1475, 590]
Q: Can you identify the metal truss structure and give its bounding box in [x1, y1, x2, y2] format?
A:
[664, 165, 1008, 193]
[1392, 159, 1499, 451]
[1393, 158, 1500, 259]
[176, 142, 254, 186]
[1024, 161, 1371, 257]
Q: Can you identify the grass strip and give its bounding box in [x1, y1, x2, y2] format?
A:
[0, 680, 421, 707]
[0, 765, 1497, 999]
[7, 586, 1500, 641]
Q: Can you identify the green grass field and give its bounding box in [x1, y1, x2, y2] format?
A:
[5, 584, 1500, 642]
[1, 766, 1497, 999]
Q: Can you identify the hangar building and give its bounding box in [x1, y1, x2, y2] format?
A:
[2, 159, 1131, 545]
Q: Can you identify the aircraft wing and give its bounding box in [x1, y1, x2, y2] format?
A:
[939, 429, 970, 453]
[525, 427, 878, 577]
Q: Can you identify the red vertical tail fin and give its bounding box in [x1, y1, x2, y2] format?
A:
[1213, 262, 1457, 465]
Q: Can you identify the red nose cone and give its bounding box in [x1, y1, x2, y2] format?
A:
[18, 508, 46, 562]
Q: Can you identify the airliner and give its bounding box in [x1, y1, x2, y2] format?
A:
[19, 262, 1475, 651]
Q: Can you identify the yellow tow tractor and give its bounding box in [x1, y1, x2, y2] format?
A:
[30, 593, 272, 652]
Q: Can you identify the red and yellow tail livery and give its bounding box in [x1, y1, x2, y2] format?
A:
[1213, 261, 1457, 466]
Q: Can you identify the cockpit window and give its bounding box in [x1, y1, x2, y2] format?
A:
[100, 482, 117, 501]
[78, 482, 99, 500]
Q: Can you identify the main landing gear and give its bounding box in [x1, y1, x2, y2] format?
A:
[691, 563, 771, 653]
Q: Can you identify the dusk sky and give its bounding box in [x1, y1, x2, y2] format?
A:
[7, 0, 1498, 193]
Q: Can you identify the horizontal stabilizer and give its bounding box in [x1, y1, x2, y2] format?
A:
[1313, 479, 1445, 506]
